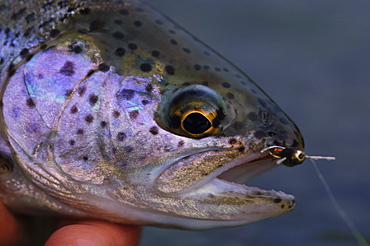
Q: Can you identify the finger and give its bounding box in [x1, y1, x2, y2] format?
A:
[0, 202, 22, 246]
[45, 220, 142, 246]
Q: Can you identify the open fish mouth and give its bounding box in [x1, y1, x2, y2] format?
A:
[153, 148, 296, 205]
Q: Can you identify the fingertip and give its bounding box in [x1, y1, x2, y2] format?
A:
[0, 202, 21, 246]
[45, 220, 142, 246]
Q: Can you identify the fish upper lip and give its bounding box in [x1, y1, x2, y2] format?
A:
[153, 147, 289, 198]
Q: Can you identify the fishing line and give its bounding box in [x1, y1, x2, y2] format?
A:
[310, 158, 369, 246]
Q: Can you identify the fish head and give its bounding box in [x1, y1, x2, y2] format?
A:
[2, 1, 304, 229]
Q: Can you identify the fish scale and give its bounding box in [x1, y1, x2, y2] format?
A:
[0, 0, 304, 231]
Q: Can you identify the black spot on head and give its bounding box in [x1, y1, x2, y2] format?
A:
[258, 98, 267, 108]
[112, 31, 125, 39]
[26, 98, 36, 108]
[115, 47, 125, 57]
[69, 139, 75, 146]
[113, 110, 120, 118]
[117, 132, 126, 141]
[83, 156, 89, 161]
[274, 198, 282, 203]
[149, 126, 159, 135]
[119, 9, 129, 15]
[141, 100, 149, 105]
[281, 204, 285, 209]
[89, 94, 98, 106]
[223, 68, 229, 72]
[25, 123, 39, 133]
[170, 39, 177, 45]
[69, 45, 82, 54]
[178, 140, 185, 148]
[222, 82, 231, 88]
[203, 65, 210, 70]
[80, 8, 91, 15]
[183, 48, 191, 54]
[194, 64, 201, 70]
[226, 92, 234, 99]
[165, 65, 175, 75]
[58, 1, 69, 8]
[60, 61, 75, 76]
[228, 138, 237, 145]
[119, 89, 135, 100]
[128, 43, 137, 50]
[50, 29, 60, 38]
[238, 147, 245, 152]
[20, 48, 29, 58]
[151, 50, 160, 57]
[134, 20, 142, 27]
[78, 85, 86, 96]
[140, 63, 152, 72]
[145, 84, 153, 92]
[85, 114, 94, 124]
[70, 105, 78, 114]
[77, 129, 84, 135]
[129, 110, 139, 120]
[254, 130, 268, 139]
[11, 7, 26, 20]
[98, 63, 109, 72]
[100, 121, 107, 127]
[124, 146, 134, 152]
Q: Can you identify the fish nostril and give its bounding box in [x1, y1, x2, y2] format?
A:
[259, 109, 272, 126]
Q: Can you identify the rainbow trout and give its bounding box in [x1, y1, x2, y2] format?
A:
[0, 0, 304, 229]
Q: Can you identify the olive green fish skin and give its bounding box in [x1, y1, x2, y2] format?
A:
[0, 0, 303, 229]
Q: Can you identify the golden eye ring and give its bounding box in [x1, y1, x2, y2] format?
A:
[180, 109, 220, 137]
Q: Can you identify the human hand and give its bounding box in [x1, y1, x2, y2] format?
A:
[0, 202, 142, 246]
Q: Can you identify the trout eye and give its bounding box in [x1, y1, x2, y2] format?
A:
[174, 105, 221, 138]
[156, 85, 228, 139]
[182, 112, 211, 134]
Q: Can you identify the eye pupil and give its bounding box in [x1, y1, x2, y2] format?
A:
[183, 112, 211, 134]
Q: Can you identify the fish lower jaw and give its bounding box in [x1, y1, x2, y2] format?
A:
[190, 177, 296, 204]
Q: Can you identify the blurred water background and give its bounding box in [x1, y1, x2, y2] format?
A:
[141, 0, 370, 245]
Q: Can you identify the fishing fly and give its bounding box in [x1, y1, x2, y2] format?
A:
[260, 145, 336, 166]
[261, 145, 369, 246]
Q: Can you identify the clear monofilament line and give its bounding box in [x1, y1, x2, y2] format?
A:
[306, 155, 336, 161]
[310, 159, 369, 246]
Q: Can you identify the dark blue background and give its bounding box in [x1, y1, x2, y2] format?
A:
[142, 1, 370, 245]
